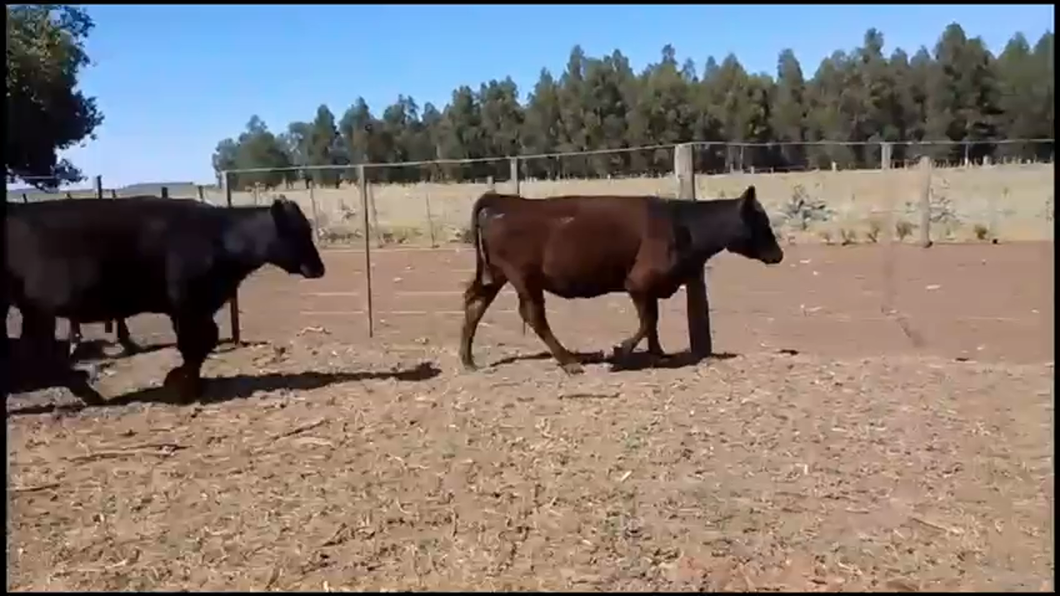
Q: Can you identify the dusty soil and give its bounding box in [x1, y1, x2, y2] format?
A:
[6, 242, 1054, 591]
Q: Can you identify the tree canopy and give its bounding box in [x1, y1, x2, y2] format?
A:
[211, 24, 1052, 191]
[6, 4, 103, 189]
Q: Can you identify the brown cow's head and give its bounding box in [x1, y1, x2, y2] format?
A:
[725, 186, 784, 265]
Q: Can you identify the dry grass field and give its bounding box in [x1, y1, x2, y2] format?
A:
[10, 162, 1054, 246]
[6, 242, 1054, 591]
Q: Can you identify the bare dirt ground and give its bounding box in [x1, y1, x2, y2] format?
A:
[7, 242, 1054, 591]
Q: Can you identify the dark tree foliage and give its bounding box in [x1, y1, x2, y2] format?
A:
[6, 5, 104, 189]
[212, 25, 1055, 189]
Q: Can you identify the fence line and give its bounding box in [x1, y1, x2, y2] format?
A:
[5, 138, 1054, 351]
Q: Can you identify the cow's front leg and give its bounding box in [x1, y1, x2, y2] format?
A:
[614, 293, 662, 363]
[165, 314, 219, 403]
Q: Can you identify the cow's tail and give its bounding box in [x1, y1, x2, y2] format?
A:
[468, 191, 496, 288]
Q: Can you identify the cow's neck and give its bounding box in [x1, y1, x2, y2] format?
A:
[676, 198, 743, 262]
[222, 207, 278, 275]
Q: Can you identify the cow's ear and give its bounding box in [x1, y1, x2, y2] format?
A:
[740, 185, 759, 215]
[270, 199, 288, 226]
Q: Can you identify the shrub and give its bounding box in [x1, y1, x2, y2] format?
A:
[781, 184, 833, 231]
[865, 217, 883, 243]
[895, 219, 915, 241]
[839, 228, 858, 246]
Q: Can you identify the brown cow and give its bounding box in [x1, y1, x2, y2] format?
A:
[459, 186, 784, 374]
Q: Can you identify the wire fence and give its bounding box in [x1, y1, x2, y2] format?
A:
[5, 138, 1052, 350]
[198, 138, 1052, 248]
[6, 139, 1054, 246]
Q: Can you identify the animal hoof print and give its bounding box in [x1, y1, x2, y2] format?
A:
[560, 362, 584, 375]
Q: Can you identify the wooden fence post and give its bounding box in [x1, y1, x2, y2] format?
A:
[111, 189, 118, 199]
[510, 157, 520, 195]
[880, 142, 893, 240]
[423, 189, 437, 248]
[918, 156, 933, 248]
[675, 143, 712, 357]
[307, 180, 320, 235]
[222, 172, 241, 344]
[358, 164, 375, 338]
[196, 185, 205, 202]
[94, 175, 104, 200]
[160, 186, 169, 199]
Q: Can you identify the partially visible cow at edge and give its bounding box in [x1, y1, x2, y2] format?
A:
[4, 195, 325, 405]
[459, 186, 784, 374]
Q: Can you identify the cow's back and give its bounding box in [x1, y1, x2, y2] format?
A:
[5, 198, 224, 318]
[480, 194, 669, 298]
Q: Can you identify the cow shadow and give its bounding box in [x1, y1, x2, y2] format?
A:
[6, 361, 441, 416]
[490, 349, 739, 372]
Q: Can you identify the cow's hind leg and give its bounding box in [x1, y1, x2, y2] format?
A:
[114, 318, 140, 355]
[459, 274, 507, 371]
[165, 314, 219, 403]
[614, 293, 663, 364]
[23, 310, 103, 405]
[514, 286, 582, 375]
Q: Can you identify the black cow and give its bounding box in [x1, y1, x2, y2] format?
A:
[459, 186, 784, 373]
[5, 196, 325, 404]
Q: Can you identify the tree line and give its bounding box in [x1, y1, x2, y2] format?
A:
[213, 24, 1052, 191]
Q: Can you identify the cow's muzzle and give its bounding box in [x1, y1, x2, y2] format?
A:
[762, 249, 784, 265]
[300, 262, 326, 279]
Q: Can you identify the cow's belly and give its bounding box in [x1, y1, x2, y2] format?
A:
[541, 275, 627, 299]
[539, 259, 629, 299]
[16, 259, 172, 319]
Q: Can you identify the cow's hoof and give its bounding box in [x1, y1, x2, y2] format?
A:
[460, 360, 479, 372]
[163, 368, 202, 404]
[560, 362, 584, 375]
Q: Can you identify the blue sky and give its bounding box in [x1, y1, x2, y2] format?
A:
[40, 4, 1058, 187]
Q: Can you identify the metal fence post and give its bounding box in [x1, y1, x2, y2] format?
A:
[222, 171, 242, 344]
[358, 164, 375, 338]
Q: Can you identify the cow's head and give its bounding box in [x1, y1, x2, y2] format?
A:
[725, 186, 784, 265]
[268, 197, 326, 279]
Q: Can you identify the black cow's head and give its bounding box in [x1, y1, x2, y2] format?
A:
[725, 186, 784, 265]
[268, 197, 326, 279]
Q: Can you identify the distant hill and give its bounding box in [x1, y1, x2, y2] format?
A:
[6, 180, 220, 203]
